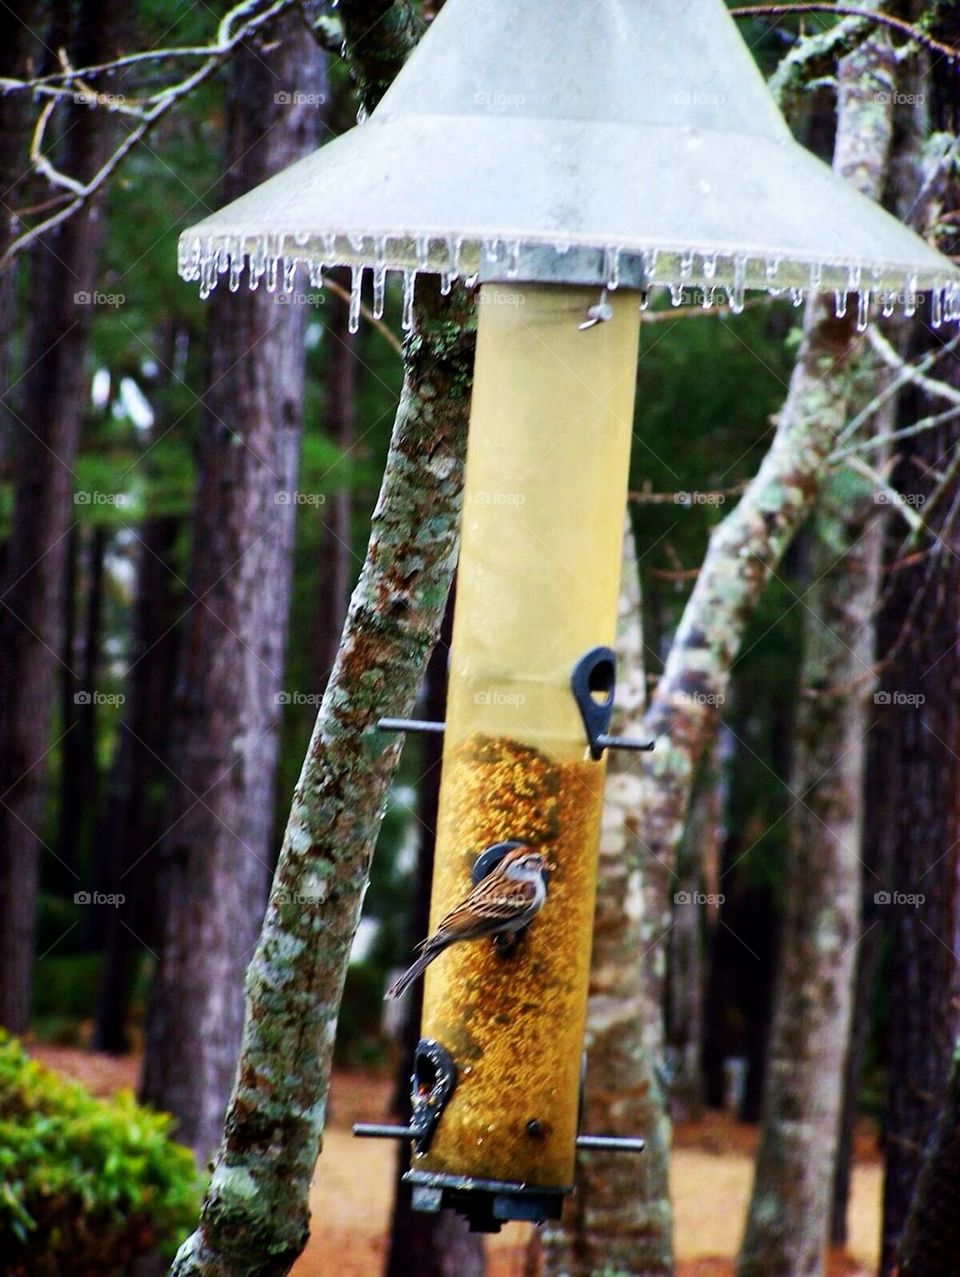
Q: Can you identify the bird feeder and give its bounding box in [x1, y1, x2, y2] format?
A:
[179, 0, 960, 1235]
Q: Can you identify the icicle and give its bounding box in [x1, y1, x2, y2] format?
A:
[881, 291, 895, 318]
[846, 264, 862, 293]
[730, 253, 746, 314]
[639, 290, 650, 312]
[703, 252, 718, 280]
[248, 236, 267, 291]
[440, 271, 452, 296]
[670, 282, 684, 307]
[790, 287, 804, 308]
[856, 289, 870, 332]
[507, 239, 522, 280]
[604, 245, 621, 290]
[481, 237, 498, 263]
[765, 256, 780, 282]
[372, 264, 387, 319]
[307, 259, 324, 288]
[348, 266, 363, 334]
[323, 233, 337, 260]
[228, 252, 243, 292]
[931, 287, 944, 329]
[402, 269, 416, 331]
[553, 239, 571, 255]
[905, 275, 918, 318]
[834, 290, 847, 319]
[282, 257, 297, 294]
[464, 272, 480, 289]
[178, 236, 199, 281]
[701, 286, 715, 310]
[294, 231, 310, 246]
[416, 236, 430, 271]
[265, 255, 280, 293]
[642, 248, 659, 281]
[215, 244, 230, 275]
[808, 261, 823, 293]
[679, 250, 694, 281]
[349, 232, 365, 252]
[446, 234, 462, 282]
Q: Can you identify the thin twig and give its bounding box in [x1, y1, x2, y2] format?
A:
[0, 0, 298, 272]
[867, 327, 960, 407]
[730, 5, 960, 64]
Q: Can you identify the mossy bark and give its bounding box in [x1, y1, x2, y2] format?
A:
[170, 285, 475, 1277]
[736, 30, 895, 1277]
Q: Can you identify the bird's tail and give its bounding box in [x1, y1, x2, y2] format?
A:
[384, 944, 441, 1001]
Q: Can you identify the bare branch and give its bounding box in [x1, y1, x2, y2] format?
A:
[0, 0, 299, 272]
[730, 5, 960, 65]
[867, 326, 960, 407]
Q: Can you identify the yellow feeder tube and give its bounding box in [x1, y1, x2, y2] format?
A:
[414, 283, 640, 1199]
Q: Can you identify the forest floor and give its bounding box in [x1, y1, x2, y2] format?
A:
[32, 1047, 881, 1277]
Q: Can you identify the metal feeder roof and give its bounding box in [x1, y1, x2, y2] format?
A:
[179, 0, 960, 326]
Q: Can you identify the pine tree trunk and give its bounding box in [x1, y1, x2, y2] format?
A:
[0, 0, 124, 1032]
[139, 17, 325, 1158]
[896, 1040, 960, 1275]
[535, 519, 673, 1277]
[93, 506, 183, 1054]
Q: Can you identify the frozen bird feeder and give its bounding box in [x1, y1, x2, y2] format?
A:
[179, 0, 960, 1234]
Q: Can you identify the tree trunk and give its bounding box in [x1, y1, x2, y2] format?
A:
[736, 30, 896, 1277]
[0, 0, 123, 1032]
[170, 275, 475, 1277]
[896, 1039, 960, 1275]
[535, 518, 673, 1277]
[93, 506, 183, 1054]
[315, 269, 357, 691]
[383, 598, 484, 1277]
[139, 17, 325, 1159]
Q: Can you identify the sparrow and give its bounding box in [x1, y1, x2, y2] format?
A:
[384, 844, 549, 1000]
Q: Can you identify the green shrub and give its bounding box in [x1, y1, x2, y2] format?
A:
[0, 1032, 201, 1275]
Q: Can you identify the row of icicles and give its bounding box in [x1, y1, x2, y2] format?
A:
[178, 234, 960, 333]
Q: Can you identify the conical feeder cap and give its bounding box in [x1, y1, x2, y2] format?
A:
[179, 0, 960, 318]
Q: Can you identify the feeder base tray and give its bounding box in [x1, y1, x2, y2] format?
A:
[404, 1169, 571, 1233]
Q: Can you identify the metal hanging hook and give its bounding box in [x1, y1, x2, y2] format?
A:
[578, 287, 613, 330]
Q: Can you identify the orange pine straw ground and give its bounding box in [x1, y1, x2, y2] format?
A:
[30, 1047, 881, 1277]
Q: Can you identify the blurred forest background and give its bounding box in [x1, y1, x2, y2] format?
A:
[1, 2, 959, 1276]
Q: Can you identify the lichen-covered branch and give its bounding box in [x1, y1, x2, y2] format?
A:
[635, 27, 891, 1164]
[171, 283, 475, 1277]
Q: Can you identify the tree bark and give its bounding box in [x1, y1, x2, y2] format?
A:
[0, 0, 123, 1032]
[170, 277, 475, 1277]
[534, 519, 673, 1277]
[896, 1039, 960, 1275]
[139, 16, 325, 1158]
[736, 32, 895, 1277]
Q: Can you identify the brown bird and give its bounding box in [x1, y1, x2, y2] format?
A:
[384, 843, 549, 1000]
